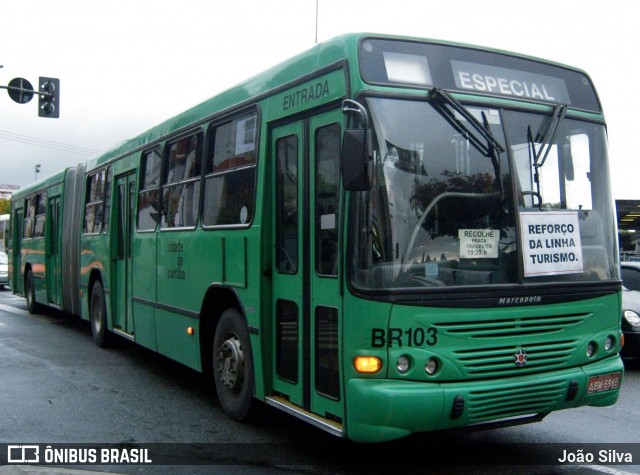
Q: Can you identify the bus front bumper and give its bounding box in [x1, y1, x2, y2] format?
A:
[345, 356, 623, 443]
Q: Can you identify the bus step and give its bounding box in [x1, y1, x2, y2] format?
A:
[112, 328, 135, 342]
[265, 395, 343, 438]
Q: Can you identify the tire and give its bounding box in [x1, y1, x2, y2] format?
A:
[25, 270, 40, 314]
[90, 281, 111, 348]
[212, 308, 256, 421]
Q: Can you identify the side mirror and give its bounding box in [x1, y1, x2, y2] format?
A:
[341, 99, 372, 191]
[342, 129, 372, 191]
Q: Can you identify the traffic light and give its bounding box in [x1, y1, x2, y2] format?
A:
[38, 77, 60, 118]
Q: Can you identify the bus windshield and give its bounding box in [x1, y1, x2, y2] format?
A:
[350, 96, 618, 290]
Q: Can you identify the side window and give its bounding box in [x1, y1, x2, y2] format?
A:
[161, 134, 202, 229]
[104, 168, 112, 233]
[138, 149, 161, 231]
[33, 192, 47, 238]
[24, 197, 34, 239]
[203, 112, 258, 227]
[276, 135, 298, 273]
[84, 167, 112, 234]
[315, 123, 340, 276]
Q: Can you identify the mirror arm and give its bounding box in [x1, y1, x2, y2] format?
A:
[342, 99, 369, 128]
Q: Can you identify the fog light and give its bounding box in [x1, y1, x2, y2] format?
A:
[425, 357, 438, 375]
[396, 355, 410, 373]
[451, 395, 464, 419]
[586, 342, 596, 357]
[354, 356, 382, 374]
[567, 380, 579, 401]
[604, 336, 614, 351]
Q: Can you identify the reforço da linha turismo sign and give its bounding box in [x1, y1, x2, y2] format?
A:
[520, 211, 583, 277]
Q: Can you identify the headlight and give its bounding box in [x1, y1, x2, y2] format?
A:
[396, 355, 410, 374]
[623, 310, 640, 328]
[604, 336, 614, 351]
[425, 357, 439, 375]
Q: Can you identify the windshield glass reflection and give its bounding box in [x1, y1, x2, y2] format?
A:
[349, 98, 617, 291]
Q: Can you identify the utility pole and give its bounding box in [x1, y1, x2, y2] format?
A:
[315, 0, 319, 44]
[34, 164, 41, 182]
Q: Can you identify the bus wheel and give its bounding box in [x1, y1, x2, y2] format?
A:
[25, 270, 40, 314]
[212, 308, 255, 421]
[90, 281, 110, 348]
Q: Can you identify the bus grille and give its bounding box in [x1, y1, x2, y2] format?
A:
[438, 312, 590, 377]
[436, 312, 588, 338]
[452, 340, 578, 377]
[467, 379, 566, 423]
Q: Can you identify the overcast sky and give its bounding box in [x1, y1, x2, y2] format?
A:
[1, 0, 637, 198]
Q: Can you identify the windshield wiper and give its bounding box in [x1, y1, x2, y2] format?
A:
[527, 103, 568, 208]
[528, 103, 568, 168]
[429, 87, 505, 156]
[430, 87, 505, 200]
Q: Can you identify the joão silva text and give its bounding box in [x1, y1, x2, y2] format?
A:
[558, 449, 632, 464]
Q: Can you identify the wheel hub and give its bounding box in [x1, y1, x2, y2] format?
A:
[217, 337, 244, 391]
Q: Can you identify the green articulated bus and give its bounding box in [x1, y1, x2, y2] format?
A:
[8, 33, 623, 442]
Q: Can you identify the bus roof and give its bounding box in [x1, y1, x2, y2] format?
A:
[87, 33, 361, 169]
[10, 168, 70, 201]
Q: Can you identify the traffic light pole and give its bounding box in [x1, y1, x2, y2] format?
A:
[0, 76, 60, 118]
[0, 84, 38, 101]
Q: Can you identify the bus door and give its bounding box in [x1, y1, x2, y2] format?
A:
[271, 109, 344, 422]
[46, 196, 62, 306]
[12, 207, 24, 294]
[113, 172, 136, 336]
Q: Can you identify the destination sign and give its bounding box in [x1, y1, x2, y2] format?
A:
[359, 37, 601, 111]
[451, 61, 571, 104]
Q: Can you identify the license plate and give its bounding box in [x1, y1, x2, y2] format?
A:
[587, 372, 621, 394]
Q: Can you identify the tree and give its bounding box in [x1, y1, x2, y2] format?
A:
[0, 198, 10, 215]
